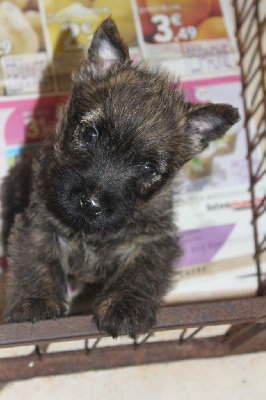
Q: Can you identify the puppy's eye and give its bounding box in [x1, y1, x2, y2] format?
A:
[140, 163, 158, 177]
[82, 126, 98, 144]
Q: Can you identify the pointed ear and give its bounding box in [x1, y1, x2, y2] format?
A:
[88, 17, 130, 78]
[183, 103, 240, 161]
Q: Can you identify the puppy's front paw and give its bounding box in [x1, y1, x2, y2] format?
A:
[93, 294, 157, 339]
[5, 297, 67, 322]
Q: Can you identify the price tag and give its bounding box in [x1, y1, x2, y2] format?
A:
[45, 4, 105, 54]
[151, 13, 197, 43]
[0, 40, 13, 56]
[136, 0, 227, 46]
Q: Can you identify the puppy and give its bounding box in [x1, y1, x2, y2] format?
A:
[2, 18, 239, 338]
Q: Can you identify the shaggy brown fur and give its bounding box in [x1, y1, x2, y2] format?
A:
[2, 18, 239, 338]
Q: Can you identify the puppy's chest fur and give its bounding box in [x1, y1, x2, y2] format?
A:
[57, 233, 138, 283]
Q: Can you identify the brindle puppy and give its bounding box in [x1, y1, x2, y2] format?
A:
[2, 18, 239, 338]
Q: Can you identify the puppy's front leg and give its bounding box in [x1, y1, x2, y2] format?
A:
[94, 236, 179, 338]
[5, 213, 67, 322]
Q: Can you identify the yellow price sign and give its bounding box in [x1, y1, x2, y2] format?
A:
[44, 2, 105, 54]
[44, 0, 137, 55]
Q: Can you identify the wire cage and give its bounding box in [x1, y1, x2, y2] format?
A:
[0, 0, 265, 382]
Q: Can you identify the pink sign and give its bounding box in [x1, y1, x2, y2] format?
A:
[1, 95, 68, 147]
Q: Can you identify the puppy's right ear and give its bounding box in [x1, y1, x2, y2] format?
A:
[182, 102, 240, 163]
[87, 17, 130, 78]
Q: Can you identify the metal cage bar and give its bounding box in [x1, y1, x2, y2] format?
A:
[233, 0, 266, 291]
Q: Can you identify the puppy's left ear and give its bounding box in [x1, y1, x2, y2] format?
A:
[183, 102, 240, 162]
[88, 17, 130, 78]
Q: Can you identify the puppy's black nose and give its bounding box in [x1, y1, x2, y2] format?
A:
[79, 195, 102, 216]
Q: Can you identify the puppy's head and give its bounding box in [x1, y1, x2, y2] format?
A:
[45, 18, 239, 233]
